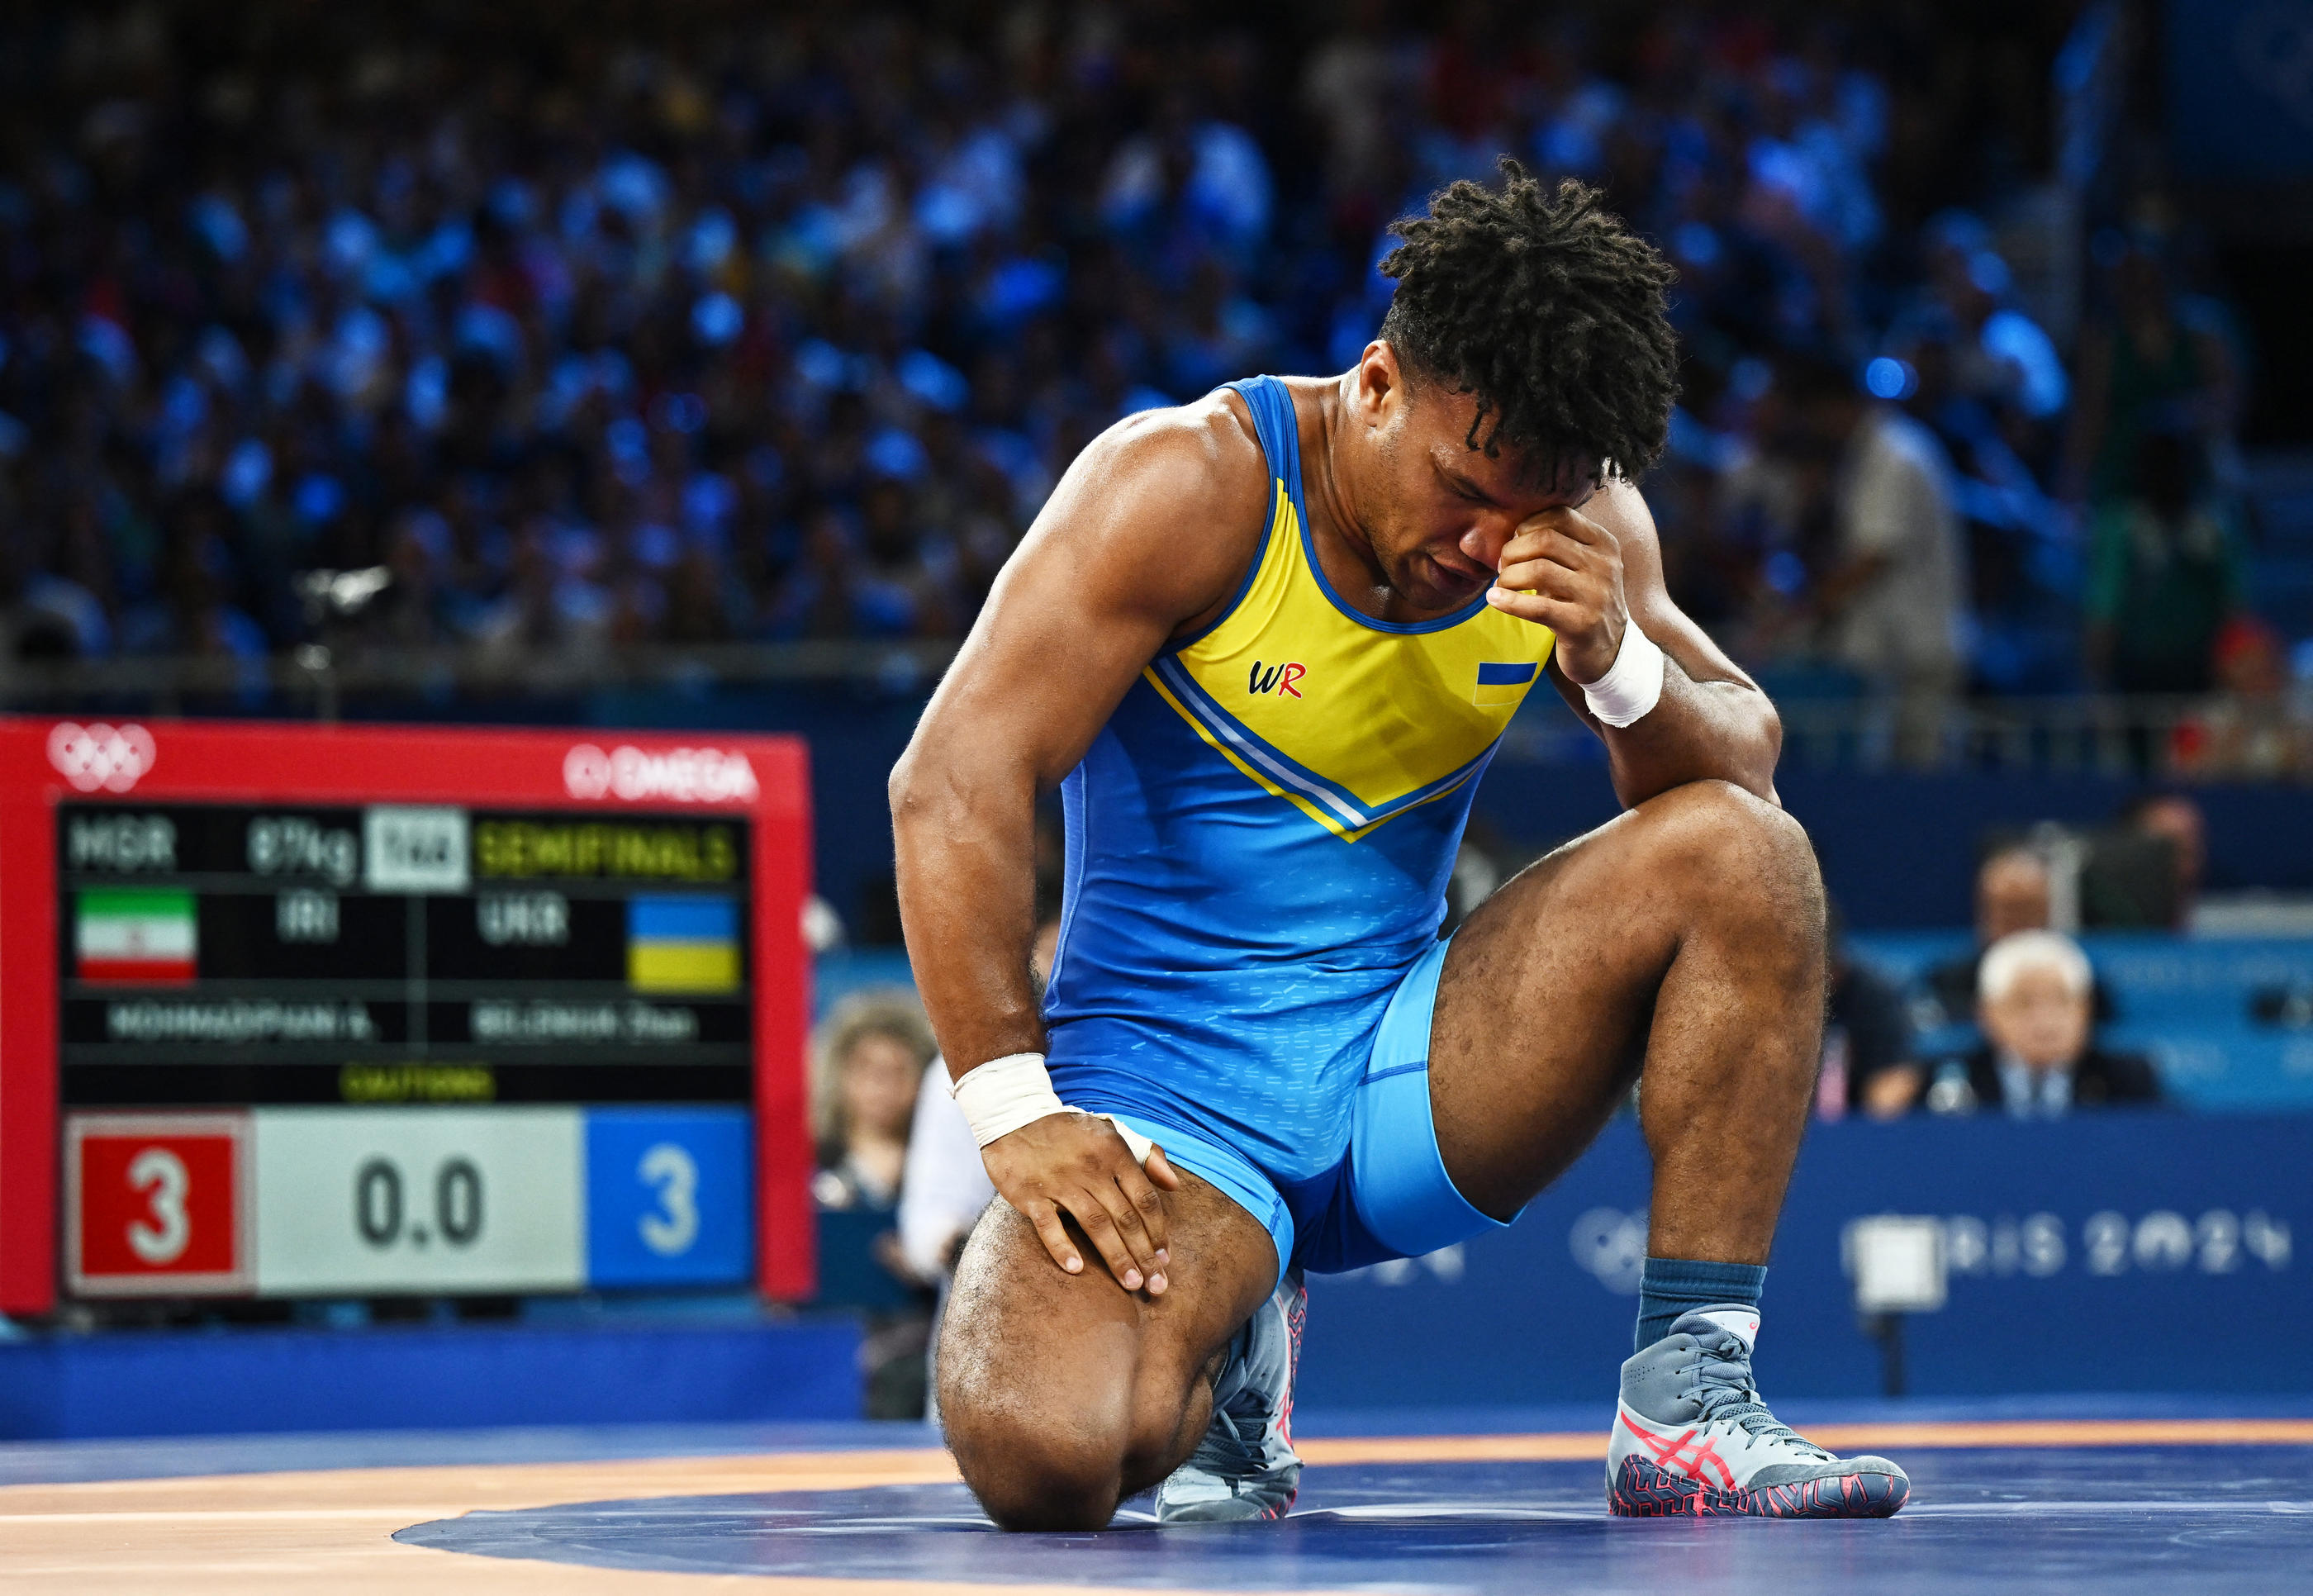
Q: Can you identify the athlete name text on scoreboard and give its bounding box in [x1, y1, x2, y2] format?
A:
[59, 802, 753, 1109]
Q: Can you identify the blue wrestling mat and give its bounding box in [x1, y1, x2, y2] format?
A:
[378, 1400, 2313, 1594]
[7, 1398, 2306, 1590]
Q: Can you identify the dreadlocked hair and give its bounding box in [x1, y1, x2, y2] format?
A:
[1379, 160, 1679, 481]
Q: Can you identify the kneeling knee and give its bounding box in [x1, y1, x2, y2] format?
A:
[948, 1404, 1128, 1532]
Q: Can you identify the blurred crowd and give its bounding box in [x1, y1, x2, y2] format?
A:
[4, 2, 2302, 770]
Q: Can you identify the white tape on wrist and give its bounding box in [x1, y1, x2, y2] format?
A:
[1580, 620, 1666, 728]
[948, 1052, 1065, 1149]
[948, 1053, 1161, 1167]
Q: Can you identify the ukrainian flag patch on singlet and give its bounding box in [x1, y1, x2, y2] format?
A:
[1474, 660, 1540, 707]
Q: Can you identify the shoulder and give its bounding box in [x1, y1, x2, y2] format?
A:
[1014, 389, 1275, 627]
[1060, 390, 1270, 525]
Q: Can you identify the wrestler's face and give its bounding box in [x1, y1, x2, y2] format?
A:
[1346, 342, 1599, 613]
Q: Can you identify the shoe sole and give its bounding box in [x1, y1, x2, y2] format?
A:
[1608, 1456, 1908, 1518]
[1156, 1494, 1295, 1524]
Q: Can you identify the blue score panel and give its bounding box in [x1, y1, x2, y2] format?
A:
[582, 1107, 754, 1289]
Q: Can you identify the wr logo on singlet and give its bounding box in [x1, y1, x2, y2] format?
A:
[1248, 661, 1306, 699]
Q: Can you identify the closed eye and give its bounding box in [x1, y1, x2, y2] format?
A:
[1437, 466, 1498, 507]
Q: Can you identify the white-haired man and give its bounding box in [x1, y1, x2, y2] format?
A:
[1928, 930, 2161, 1116]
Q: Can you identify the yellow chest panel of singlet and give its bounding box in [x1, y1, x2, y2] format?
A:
[1143, 482, 1556, 840]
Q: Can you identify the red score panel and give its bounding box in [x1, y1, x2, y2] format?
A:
[69, 1114, 249, 1295]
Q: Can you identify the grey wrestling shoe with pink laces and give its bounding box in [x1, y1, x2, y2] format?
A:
[1155, 1268, 1306, 1523]
[1606, 1306, 1909, 1518]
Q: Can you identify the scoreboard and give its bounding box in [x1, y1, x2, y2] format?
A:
[0, 720, 815, 1313]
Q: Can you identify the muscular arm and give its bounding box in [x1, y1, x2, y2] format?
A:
[1493, 478, 1783, 808]
[891, 401, 1265, 1071]
[887, 396, 1269, 1288]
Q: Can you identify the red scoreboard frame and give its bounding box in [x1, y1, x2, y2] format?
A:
[0, 717, 815, 1314]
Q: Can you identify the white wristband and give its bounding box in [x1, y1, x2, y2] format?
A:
[1579, 620, 1666, 728]
[948, 1052, 1065, 1149]
[947, 1052, 1159, 1167]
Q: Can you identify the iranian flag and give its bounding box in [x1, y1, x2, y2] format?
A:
[76, 888, 197, 985]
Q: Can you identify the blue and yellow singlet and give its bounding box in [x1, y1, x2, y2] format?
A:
[1044, 375, 1557, 1185]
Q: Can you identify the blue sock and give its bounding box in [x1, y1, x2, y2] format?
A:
[1636, 1257, 1767, 1351]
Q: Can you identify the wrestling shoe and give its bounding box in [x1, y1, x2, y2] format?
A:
[1606, 1305, 1909, 1518]
[1155, 1268, 1306, 1523]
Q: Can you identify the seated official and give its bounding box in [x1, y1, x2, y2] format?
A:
[1919, 847, 2116, 1038]
[1922, 930, 2161, 1118]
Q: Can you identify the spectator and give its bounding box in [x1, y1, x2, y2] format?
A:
[2117, 791, 2210, 932]
[1787, 355, 1969, 765]
[1817, 909, 1920, 1121]
[1919, 846, 2049, 1033]
[1886, 213, 2068, 455]
[1922, 930, 2160, 1117]
[812, 989, 938, 1418]
[1920, 844, 2121, 1036]
[2171, 617, 2313, 779]
[812, 991, 935, 1209]
[2084, 425, 2244, 697]
[2064, 240, 2241, 509]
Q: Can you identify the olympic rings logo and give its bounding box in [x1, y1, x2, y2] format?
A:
[47, 722, 157, 793]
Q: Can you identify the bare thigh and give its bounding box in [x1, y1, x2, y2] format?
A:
[1426, 780, 1825, 1254]
[938, 1167, 1277, 1530]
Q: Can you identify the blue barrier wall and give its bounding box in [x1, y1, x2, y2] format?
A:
[1299, 1112, 2309, 1408]
[0, 1316, 862, 1440]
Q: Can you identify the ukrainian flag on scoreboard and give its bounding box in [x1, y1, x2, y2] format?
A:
[627, 895, 740, 994]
